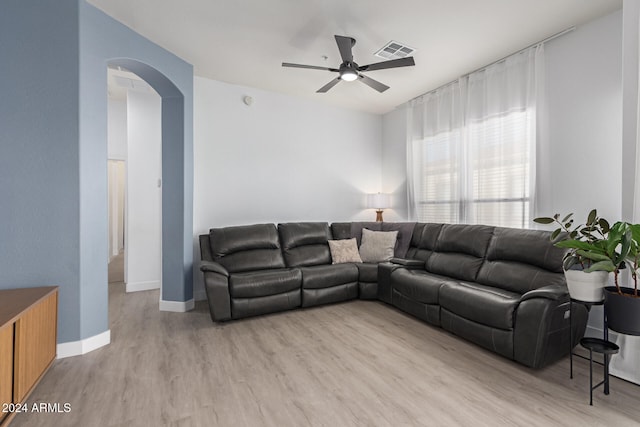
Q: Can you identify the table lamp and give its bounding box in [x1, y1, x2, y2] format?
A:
[367, 193, 391, 222]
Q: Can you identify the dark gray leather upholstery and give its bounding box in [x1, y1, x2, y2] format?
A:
[229, 269, 301, 298]
[389, 222, 586, 368]
[476, 227, 567, 294]
[209, 224, 285, 273]
[405, 223, 443, 262]
[302, 282, 359, 307]
[300, 264, 358, 289]
[330, 222, 352, 240]
[441, 308, 514, 359]
[278, 222, 332, 267]
[439, 281, 521, 330]
[201, 224, 301, 321]
[279, 222, 360, 308]
[426, 224, 493, 281]
[392, 270, 453, 305]
[355, 263, 377, 299]
[198, 221, 587, 369]
[231, 290, 301, 319]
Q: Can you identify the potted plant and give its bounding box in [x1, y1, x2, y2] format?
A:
[534, 210, 622, 302]
[604, 222, 640, 336]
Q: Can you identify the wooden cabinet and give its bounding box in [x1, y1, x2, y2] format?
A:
[0, 325, 13, 424]
[0, 287, 58, 426]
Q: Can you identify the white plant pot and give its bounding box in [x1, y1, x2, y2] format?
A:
[564, 269, 609, 302]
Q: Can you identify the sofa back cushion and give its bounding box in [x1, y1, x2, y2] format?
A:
[476, 227, 566, 294]
[278, 222, 332, 267]
[426, 224, 494, 282]
[209, 224, 285, 273]
[330, 222, 353, 240]
[406, 223, 443, 262]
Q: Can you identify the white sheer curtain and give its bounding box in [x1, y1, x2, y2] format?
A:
[407, 45, 545, 228]
[407, 81, 463, 222]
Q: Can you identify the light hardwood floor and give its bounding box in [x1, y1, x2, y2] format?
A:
[11, 283, 640, 427]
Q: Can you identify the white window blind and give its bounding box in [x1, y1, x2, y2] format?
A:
[414, 130, 461, 224]
[414, 110, 532, 227]
[468, 111, 532, 228]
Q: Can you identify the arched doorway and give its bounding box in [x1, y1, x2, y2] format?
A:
[107, 58, 192, 311]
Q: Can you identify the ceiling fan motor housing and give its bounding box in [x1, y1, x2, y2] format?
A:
[339, 61, 359, 81]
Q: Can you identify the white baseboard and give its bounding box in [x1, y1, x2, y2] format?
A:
[56, 330, 111, 359]
[126, 280, 160, 293]
[159, 298, 195, 312]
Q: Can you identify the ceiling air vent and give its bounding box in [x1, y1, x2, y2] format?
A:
[374, 41, 416, 60]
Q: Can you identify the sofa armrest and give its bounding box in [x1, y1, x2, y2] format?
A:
[200, 260, 229, 277]
[514, 294, 588, 368]
[520, 284, 568, 302]
[201, 263, 232, 322]
[389, 258, 425, 268]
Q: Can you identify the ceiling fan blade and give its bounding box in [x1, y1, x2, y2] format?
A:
[282, 62, 339, 72]
[359, 74, 389, 93]
[357, 57, 415, 72]
[334, 35, 354, 63]
[317, 77, 341, 93]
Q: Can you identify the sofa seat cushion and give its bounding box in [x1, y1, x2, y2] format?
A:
[356, 262, 378, 283]
[300, 264, 359, 289]
[439, 281, 521, 330]
[230, 269, 302, 298]
[392, 270, 454, 304]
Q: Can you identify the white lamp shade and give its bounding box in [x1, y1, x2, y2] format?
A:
[367, 193, 391, 210]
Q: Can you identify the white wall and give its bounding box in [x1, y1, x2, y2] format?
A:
[542, 10, 623, 221]
[126, 90, 162, 293]
[610, 0, 640, 386]
[107, 160, 125, 259]
[381, 107, 409, 221]
[193, 77, 382, 297]
[107, 97, 127, 160]
[107, 97, 127, 259]
[543, 10, 625, 362]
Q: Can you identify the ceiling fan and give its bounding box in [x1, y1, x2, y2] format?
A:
[282, 35, 415, 93]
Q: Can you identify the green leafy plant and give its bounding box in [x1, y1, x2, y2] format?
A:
[625, 223, 640, 297]
[534, 209, 613, 270]
[534, 209, 638, 297]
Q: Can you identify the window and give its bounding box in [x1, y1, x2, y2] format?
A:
[408, 46, 541, 228]
[468, 110, 532, 228]
[413, 110, 533, 228]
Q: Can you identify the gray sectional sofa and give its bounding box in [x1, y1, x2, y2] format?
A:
[199, 221, 588, 369]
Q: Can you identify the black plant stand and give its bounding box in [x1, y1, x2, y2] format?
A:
[569, 297, 621, 405]
[580, 337, 619, 406]
[569, 298, 605, 379]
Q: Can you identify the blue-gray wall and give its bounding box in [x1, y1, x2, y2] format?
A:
[0, 0, 193, 344]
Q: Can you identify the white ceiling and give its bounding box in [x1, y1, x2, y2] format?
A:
[89, 0, 622, 115]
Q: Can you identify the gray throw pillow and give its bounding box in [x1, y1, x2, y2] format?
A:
[328, 238, 363, 264]
[359, 228, 398, 262]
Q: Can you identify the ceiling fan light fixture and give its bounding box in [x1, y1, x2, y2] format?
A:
[340, 69, 358, 82]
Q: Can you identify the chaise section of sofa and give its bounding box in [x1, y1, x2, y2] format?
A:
[199, 223, 301, 321]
